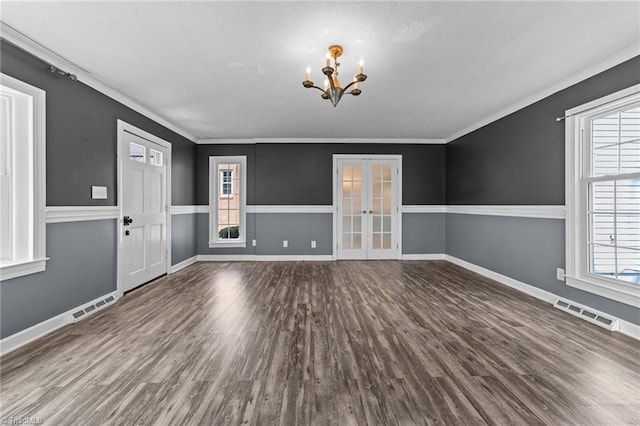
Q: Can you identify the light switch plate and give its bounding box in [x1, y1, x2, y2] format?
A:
[283, 240, 288, 248]
[252, 239, 257, 247]
[311, 240, 316, 248]
[556, 268, 565, 281]
[91, 186, 107, 199]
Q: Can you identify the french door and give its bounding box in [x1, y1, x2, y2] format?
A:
[335, 156, 401, 259]
[120, 124, 169, 293]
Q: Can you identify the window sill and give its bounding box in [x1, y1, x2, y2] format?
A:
[208, 241, 247, 249]
[0, 258, 48, 282]
[566, 274, 639, 307]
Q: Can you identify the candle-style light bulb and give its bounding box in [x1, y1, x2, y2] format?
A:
[305, 66, 311, 81]
[358, 58, 364, 75]
[325, 52, 331, 67]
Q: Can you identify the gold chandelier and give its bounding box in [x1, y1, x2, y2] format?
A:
[302, 45, 367, 107]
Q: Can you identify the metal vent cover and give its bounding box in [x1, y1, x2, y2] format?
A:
[553, 299, 619, 331]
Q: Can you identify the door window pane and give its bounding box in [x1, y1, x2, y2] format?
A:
[130, 142, 145, 162]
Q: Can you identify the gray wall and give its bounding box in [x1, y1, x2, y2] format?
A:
[446, 56, 640, 205]
[1, 220, 117, 338]
[0, 40, 197, 206]
[196, 143, 445, 206]
[0, 41, 198, 338]
[446, 214, 639, 325]
[402, 213, 445, 254]
[255, 213, 332, 256]
[171, 214, 198, 264]
[444, 56, 640, 325]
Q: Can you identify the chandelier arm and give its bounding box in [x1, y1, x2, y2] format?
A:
[307, 85, 327, 94]
[342, 80, 358, 92]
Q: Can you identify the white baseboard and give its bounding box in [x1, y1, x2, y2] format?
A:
[0, 291, 119, 356]
[402, 253, 446, 260]
[444, 254, 639, 340]
[170, 255, 198, 273]
[197, 254, 334, 262]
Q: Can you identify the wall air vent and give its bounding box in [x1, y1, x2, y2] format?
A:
[68, 293, 118, 324]
[553, 299, 620, 331]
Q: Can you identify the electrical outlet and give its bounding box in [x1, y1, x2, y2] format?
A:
[283, 240, 288, 248]
[556, 268, 565, 281]
[252, 239, 256, 247]
[311, 240, 316, 248]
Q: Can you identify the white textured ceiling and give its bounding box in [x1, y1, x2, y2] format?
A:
[1, 1, 639, 140]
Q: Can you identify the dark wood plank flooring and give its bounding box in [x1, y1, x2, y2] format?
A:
[1, 260, 639, 425]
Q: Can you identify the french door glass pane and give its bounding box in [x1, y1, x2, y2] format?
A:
[342, 164, 362, 250]
[371, 164, 392, 252]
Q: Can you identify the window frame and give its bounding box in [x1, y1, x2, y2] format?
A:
[208, 156, 246, 248]
[0, 73, 47, 281]
[565, 83, 640, 306]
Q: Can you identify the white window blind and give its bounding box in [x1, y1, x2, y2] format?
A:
[587, 105, 640, 285]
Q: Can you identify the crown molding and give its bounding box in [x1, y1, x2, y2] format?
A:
[0, 22, 197, 143]
[196, 138, 446, 145]
[445, 45, 640, 143]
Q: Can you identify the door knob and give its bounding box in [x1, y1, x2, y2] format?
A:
[123, 216, 133, 226]
[362, 210, 367, 214]
[368, 210, 373, 214]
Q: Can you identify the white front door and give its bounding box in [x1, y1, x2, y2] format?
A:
[121, 130, 168, 292]
[336, 156, 401, 260]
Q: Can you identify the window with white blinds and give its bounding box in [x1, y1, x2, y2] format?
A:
[588, 106, 640, 285]
[0, 73, 47, 281]
[565, 85, 640, 307]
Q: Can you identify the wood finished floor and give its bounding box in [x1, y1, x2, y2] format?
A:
[1, 260, 639, 425]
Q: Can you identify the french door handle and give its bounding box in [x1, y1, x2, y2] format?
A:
[123, 216, 134, 226]
[368, 210, 373, 214]
[362, 210, 367, 214]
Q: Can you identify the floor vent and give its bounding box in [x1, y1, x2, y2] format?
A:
[553, 299, 619, 331]
[68, 293, 117, 323]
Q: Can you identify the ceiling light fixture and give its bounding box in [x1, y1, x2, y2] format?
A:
[302, 45, 367, 107]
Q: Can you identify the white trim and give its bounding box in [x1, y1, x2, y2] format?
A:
[45, 206, 119, 223]
[565, 83, 640, 117]
[170, 205, 202, 215]
[188, 204, 565, 219]
[445, 45, 640, 143]
[0, 291, 119, 356]
[401, 205, 447, 214]
[444, 254, 558, 303]
[117, 120, 172, 298]
[402, 254, 446, 260]
[0, 23, 196, 143]
[247, 205, 334, 214]
[0, 311, 67, 356]
[169, 255, 198, 273]
[444, 254, 639, 340]
[620, 319, 640, 340]
[0, 258, 47, 281]
[446, 205, 566, 219]
[198, 254, 333, 262]
[197, 138, 446, 145]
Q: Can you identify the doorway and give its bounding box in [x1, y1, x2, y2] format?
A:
[333, 155, 402, 259]
[117, 120, 171, 295]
